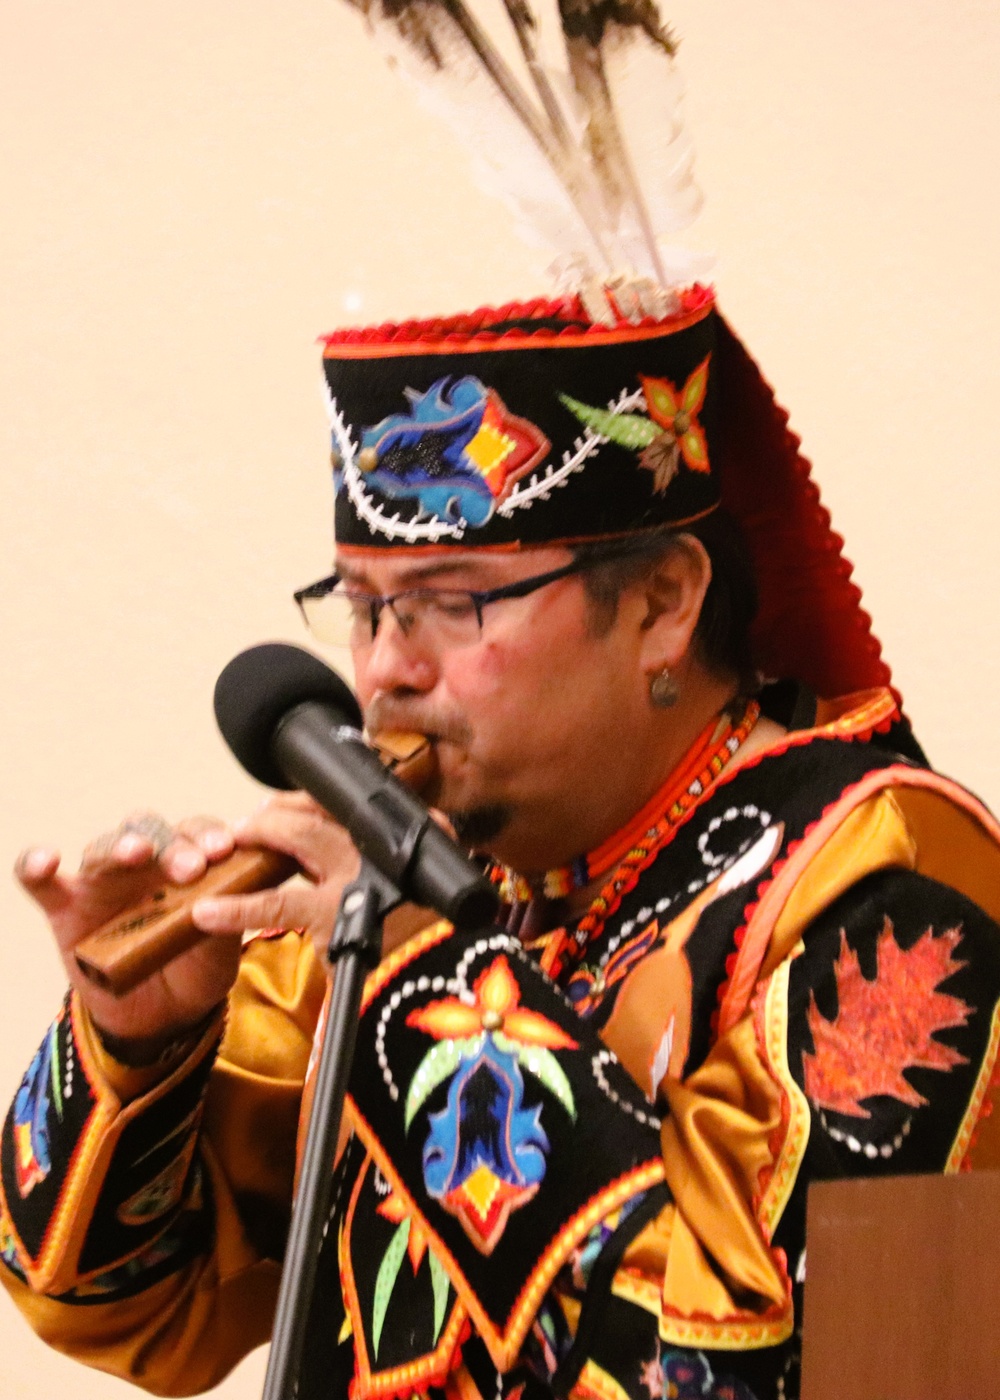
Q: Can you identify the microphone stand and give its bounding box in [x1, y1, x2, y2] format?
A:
[261, 859, 402, 1400]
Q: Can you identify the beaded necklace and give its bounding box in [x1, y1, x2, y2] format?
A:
[491, 696, 761, 905]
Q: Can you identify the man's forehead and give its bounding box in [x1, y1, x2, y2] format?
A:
[333, 545, 571, 588]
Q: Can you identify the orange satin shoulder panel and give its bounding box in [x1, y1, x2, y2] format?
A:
[759, 791, 918, 981]
[890, 786, 1000, 930]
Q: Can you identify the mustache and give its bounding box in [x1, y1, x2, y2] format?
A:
[364, 694, 474, 748]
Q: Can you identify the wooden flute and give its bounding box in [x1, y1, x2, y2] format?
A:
[73, 732, 438, 998]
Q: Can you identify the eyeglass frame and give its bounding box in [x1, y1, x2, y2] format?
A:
[292, 538, 659, 648]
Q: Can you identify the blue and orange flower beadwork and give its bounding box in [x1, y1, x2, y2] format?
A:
[404, 956, 578, 1254]
[353, 377, 550, 527]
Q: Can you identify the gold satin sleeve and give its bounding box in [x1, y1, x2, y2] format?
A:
[605, 963, 805, 1354]
[599, 781, 1000, 1355]
[0, 929, 326, 1396]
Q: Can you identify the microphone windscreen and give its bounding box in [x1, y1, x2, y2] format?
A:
[214, 642, 363, 789]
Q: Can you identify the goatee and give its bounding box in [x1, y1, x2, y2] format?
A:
[448, 804, 512, 849]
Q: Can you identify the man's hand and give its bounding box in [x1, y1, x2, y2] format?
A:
[16, 813, 242, 1059]
[192, 791, 438, 967]
[17, 796, 442, 1063]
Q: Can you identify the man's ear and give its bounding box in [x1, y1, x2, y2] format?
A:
[637, 534, 712, 673]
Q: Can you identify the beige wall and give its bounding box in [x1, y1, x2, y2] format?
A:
[1, 1, 998, 1395]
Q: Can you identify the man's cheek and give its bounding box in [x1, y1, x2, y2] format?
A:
[461, 636, 529, 691]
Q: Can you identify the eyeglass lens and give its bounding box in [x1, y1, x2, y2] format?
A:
[300, 588, 483, 649]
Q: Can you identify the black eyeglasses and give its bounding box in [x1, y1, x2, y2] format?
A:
[293, 543, 649, 652]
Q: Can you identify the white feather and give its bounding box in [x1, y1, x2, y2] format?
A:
[379, 10, 597, 261]
[341, 0, 707, 295]
[598, 24, 702, 281]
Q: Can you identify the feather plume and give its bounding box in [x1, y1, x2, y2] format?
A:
[345, 0, 612, 267]
[558, 0, 673, 282]
[338, 0, 704, 292]
[598, 19, 702, 273]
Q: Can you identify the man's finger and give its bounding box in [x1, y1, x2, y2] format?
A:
[233, 805, 331, 849]
[81, 828, 158, 871]
[80, 810, 182, 871]
[173, 816, 234, 861]
[234, 804, 357, 881]
[192, 885, 310, 936]
[15, 847, 59, 885]
[157, 836, 209, 885]
[77, 824, 207, 892]
[14, 849, 73, 918]
[119, 811, 175, 854]
[252, 791, 323, 815]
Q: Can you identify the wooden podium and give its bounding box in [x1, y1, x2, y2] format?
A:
[801, 1171, 1000, 1400]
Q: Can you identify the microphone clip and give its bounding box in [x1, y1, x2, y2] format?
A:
[326, 859, 402, 970]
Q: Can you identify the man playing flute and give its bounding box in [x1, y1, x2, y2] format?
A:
[5, 289, 1000, 1400]
[4, 6, 1000, 1398]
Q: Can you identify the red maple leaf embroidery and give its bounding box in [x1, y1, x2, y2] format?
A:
[802, 919, 972, 1118]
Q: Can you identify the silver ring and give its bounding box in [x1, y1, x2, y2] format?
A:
[117, 814, 175, 857]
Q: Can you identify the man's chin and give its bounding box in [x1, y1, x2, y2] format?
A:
[446, 804, 513, 850]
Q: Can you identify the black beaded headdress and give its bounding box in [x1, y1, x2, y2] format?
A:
[324, 287, 894, 703]
[323, 0, 896, 704]
[325, 288, 716, 549]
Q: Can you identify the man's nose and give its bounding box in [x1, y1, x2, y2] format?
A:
[356, 604, 438, 696]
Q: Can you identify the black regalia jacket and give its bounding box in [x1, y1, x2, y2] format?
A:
[4, 688, 1000, 1400]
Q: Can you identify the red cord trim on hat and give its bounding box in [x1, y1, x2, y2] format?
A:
[321, 288, 714, 358]
[715, 316, 896, 707]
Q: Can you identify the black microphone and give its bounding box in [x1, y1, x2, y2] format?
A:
[213, 643, 499, 930]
